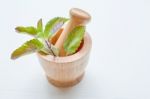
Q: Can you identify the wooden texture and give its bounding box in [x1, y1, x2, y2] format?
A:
[37, 33, 92, 87]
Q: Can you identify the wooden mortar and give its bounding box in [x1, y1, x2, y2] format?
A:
[37, 33, 92, 87]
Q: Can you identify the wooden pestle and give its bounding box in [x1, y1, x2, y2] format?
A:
[54, 8, 91, 56]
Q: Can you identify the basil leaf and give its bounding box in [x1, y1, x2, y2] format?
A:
[64, 26, 85, 55]
[51, 44, 59, 56]
[15, 26, 38, 36]
[37, 18, 43, 32]
[11, 39, 44, 59]
[44, 17, 68, 39]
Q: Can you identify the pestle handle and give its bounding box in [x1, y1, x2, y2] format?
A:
[54, 8, 91, 56]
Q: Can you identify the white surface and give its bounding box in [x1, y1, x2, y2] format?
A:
[0, 0, 150, 99]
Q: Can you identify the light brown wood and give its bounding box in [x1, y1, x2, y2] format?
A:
[46, 73, 84, 87]
[49, 28, 63, 45]
[54, 8, 91, 56]
[37, 33, 92, 87]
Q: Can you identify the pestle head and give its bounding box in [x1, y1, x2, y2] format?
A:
[70, 8, 91, 25]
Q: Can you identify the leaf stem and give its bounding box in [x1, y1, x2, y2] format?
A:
[45, 40, 56, 56]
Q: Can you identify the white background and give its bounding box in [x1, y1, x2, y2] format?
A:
[0, 0, 150, 99]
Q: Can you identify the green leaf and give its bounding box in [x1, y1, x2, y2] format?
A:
[15, 26, 38, 36]
[36, 19, 44, 38]
[37, 18, 43, 32]
[44, 17, 68, 39]
[51, 44, 59, 56]
[11, 39, 44, 60]
[64, 26, 85, 55]
[36, 32, 44, 39]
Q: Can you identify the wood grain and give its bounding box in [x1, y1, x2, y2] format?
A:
[37, 33, 92, 87]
